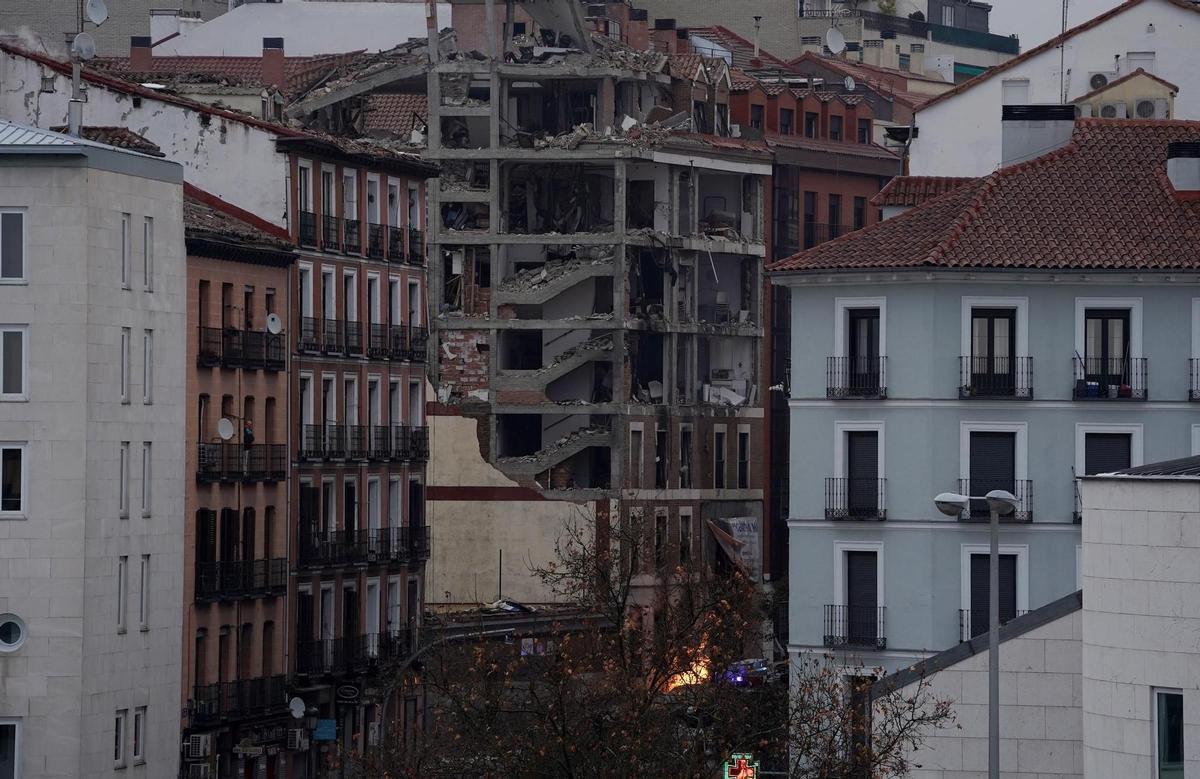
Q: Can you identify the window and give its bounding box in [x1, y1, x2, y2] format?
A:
[714, 429, 727, 489]
[737, 431, 750, 489]
[898, 53, 911, 71]
[630, 427, 643, 489]
[0, 719, 17, 777]
[844, 549, 879, 645]
[0, 326, 25, 399]
[142, 217, 153, 291]
[1127, 51, 1156, 74]
[140, 443, 151, 517]
[845, 430, 880, 517]
[138, 555, 149, 630]
[829, 115, 843, 141]
[120, 213, 131, 289]
[120, 328, 130, 403]
[804, 112, 818, 138]
[853, 197, 866, 230]
[117, 556, 128, 632]
[967, 552, 1018, 637]
[969, 308, 1016, 395]
[142, 330, 152, 404]
[0, 211, 24, 281]
[679, 509, 692, 564]
[750, 104, 764, 130]
[942, 4, 954, 25]
[857, 118, 871, 144]
[1155, 690, 1183, 779]
[844, 307, 881, 395]
[654, 509, 667, 569]
[802, 191, 817, 248]
[679, 426, 693, 489]
[114, 709, 127, 766]
[967, 431, 1017, 517]
[828, 194, 842, 231]
[132, 707, 146, 763]
[1084, 432, 1132, 475]
[1000, 78, 1030, 105]
[780, 108, 794, 135]
[654, 428, 668, 489]
[119, 442, 130, 518]
[1083, 308, 1131, 386]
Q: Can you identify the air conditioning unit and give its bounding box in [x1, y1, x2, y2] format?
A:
[1088, 71, 1117, 90]
[184, 733, 212, 760]
[1098, 102, 1127, 119]
[1076, 103, 1093, 117]
[1133, 98, 1169, 118]
[188, 765, 212, 779]
[286, 728, 309, 752]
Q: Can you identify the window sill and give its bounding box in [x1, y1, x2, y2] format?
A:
[0, 395, 28, 402]
[0, 512, 27, 521]
[133, 758, 146, 766]
[117, 627, 127, 635]
[0, 278, 28, 285]
[139, 625, 149, 633]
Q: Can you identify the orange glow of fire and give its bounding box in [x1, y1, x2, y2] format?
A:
[665, 650, 711, 692]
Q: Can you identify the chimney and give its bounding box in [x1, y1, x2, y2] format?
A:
[675, 28, 689, 55]
[908, 42, 925, 75]
[879, 31, 899, 70]
[130, 36, 153, 70]
[1001, 104, 1075, 167]
[862, 39, 883, 67]
[651, 18, 675, 54]
[627, 8, 649, 51]
[262, 37, 285, 88]
[752, 16, 762, 57]
[1167, 141, 1200, 201]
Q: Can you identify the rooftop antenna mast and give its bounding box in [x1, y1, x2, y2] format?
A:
[68, 0, 107, 136]
[1059, 0, 1069, 102]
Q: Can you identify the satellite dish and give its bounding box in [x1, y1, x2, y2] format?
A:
[85, 0, 109, 26]
[825, 27, 846, 55]
[289, 697, 306, 720]
[843, 76, 856, 92]
[266, 313, 283, 335]
[217, 417, 236, 441]
[70, 32, 97, 62]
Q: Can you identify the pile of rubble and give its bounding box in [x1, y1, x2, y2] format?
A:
[497, 249, 614, 293]
[497, 425, 612, 464]
[534, 335, 613, 375]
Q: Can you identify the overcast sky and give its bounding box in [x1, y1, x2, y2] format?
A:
[988, 0, 1126, 50]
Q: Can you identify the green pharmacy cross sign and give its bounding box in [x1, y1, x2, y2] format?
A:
[723, 753, 759, 779]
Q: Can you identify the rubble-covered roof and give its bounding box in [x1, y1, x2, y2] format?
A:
[275, 130, 438, 176]
[47, 125, 164, 156]
[771, 119, 1200, 273]
[364, 93, 429, 138]
[91, 52, 362, 97]
[871, 176, 979, 207]
[184, 186, 294, 260]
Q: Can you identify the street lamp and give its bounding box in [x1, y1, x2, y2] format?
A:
[934, 489, 1017, 779]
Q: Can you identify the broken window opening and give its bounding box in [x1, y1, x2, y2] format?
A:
[440, 161, 490, 193]
[502, 80, 601, 142]
[697, 254, 756, 326]
[441, 115, 489, 149]
[630, 332, 666, 404]
[505, 163, 614, 234]
[441, 202, 489, 231]
[441, 246, 492, 316]
[626, 180, 656, 230]
[439, 73, 489, 107]
[698, 336, 756, 407]
[501, 331, 543, 370]
[538, 446, 611, 490]
[630, 247, 672, 319]
[675, 334, 694, 403]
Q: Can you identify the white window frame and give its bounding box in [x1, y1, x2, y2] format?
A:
[833, 296, 886, 358]
[389, 378, 402, 425]
[1191, 424, 1200, 457]
[366, 174, 381, 225]
[959, 543, 1030, 619]
[142, 216, 153, 291]
[1074, 423, 1144, 476]
[407, 279, 422, 328]
[1000, 78, 1030, 105]
[1074, 296, 1143, 359]
[1152, 687, 1184, 778]
[0, 209, 26, 283]
[114, 708, 127, 767]
[367, 476, 381, 530]
[941, 4, 954, 26]
[0, 325, 28, 400]
[298, 160, 314, 212]
[142, 330, 153, 404]
[959, 421, 1027, 482]
[117, 556, 128, 633]
[132, 706, 146, 764]
[120, 213, 131, 289]
[140, 443, 151, 518]
[736, 424, 751, 489]
[299, 371, 315, 427]
[367, 272, 381, 326]
[832, 540, 884, 609]
[713, 425, 728, 489]
[138, 554, 149, 630]
[321, 267, 337, 321]
[960, 296, 1030, 390]
[299, 262, 314, 318]
[832, 421, 885, 480]
[0, 442, 27, 519]
[387, 576, 402, 633]
[119, 442, 130, 519]
[343, 269, 359, 323]
[408, 379, 423, 426]
[389, 475, 402, 527]
[343, 169, 360, 222]
[0, 718, 20, 776]
[120, 327, 131, 404]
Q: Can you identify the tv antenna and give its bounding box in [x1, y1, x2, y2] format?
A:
[266, 313, 283, 335]
[68, 0, 106, 136]
[843, 75, 856, 91]
[217, 417, 236, 441]
[825, 27, 846, 56]
[85, 0, 109, 26]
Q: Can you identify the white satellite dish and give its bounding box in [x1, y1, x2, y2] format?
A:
[289, 697, 306, 720]
[266, 313, 283, 335]
[85, 0, 109, 27]
[217, 417, 236, 441]
[843, 76, 856, 92]
[825, 27, 846, 56]
[70, 32, 97, 62]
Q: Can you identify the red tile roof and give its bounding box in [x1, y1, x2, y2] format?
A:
[785, 51, 948, 108]
[916, 0, 1200, 113]
[685, 25, 790, 70]
[48, 125, 164, 156]
[92, 52, 361, 96]
[667, 53, 706, 81]
[771, 119, 1200, 273]
[183, 184, 292, 251]
[363, 93, 428, 138]
[870, 176, 978, 207]
[1070, 67, 1180, 103]
[766, 132, 900, 162]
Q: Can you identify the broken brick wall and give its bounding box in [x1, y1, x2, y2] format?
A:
[438, 328, 491, 399]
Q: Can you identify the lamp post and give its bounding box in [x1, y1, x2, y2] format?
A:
[934, 489, 1018, 779]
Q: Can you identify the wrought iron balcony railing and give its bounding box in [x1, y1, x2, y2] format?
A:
[824, 477, 886, 520]
[299, 316, 320, 352]
[826, 356, 887, 399]
[194, 558, 287, 601]
[956, 479, 1033, 522]
[368, 323, 390, 359]
[345, 319, 364, 356]
[388, 226, 407, 262]
[1073, 356, 1147, 400]
[191, 674, 288, 725]
[344, 218, 362, 255]
[367, 223, 386, 259]
[408, 227, 425, 265]
[959, 608, 1029, 642]
[322, 318, 343, 354]
[299, 210, 318, 247]
[196, 443, 286, 482]
[823, 605, 886, 649]
[297, 527, 423, 568]
[295, 630, 413, 676]
[196, 327, 285, 371]
[408, 325, 428, 362]
[322, 214, 341, 251]
[959, 356, 1032, 398]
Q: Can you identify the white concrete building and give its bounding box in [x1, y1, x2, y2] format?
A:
[876, 454, 1200, 778]
[0, 122, 185, 779]
[907, 0, 1200, 177]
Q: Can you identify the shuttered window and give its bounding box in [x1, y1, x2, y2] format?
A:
[343, 588, 360, 638]
[846, 551, 878, 645]
[969, 553, 1017, 637]
[969, 431, 1015, 516]
[296, 590, 314, 642]
[846, 431, 879, 514]
[196, 509, 217, 563]
[1084, 433, 1132, 475]
[219, 507, 239, 562]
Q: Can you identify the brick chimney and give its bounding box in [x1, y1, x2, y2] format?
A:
[626, 8, 650, 52]
[261, 37, 285, 89]
[1167, 141, 1200, 201]
[862, 39, 883, 67]
[909, 43, 925, 75]
[675, 28, 689, 55]
[130, 36, 153, 70]
[651, 18, 675, 54]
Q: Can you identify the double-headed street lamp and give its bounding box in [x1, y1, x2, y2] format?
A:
[933, 489, 1018, 779]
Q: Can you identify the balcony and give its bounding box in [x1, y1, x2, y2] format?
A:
[299, 210, 318, 247]
[1072, 357, 1147, 400]
[344, 218, 362, 255]
[196, 327, 286, 371]
[191, 674, 288, 725]
[408, 325, 428, 362]
[959, 356, 1032, 399]
[391, 425, 429, 463]
[298, 526, 423, 568]
[194, 558, 287, 602]
[321, 318, 343, 355]
[956, 479, 1033, 522]
[368, 324, 390, 358]
[803, 222, 850, 250]
[388, 325, 408, 359]
[408, 227, 425, 265]
[196, 443, 286, 482]
[410, 524, 430, 560]
[930, 21, 1020, 55]
[345, 320, 364, 357]
[322, 214, 341, 251]
[299, 316, 320, 352]
[1190, 359, 1200, 401]
[826, 356, 887, 399]
[301, 424, 347, 460]
[302, 424, 426, 462]
[388, 226, 408, 263]
[824, 477, 886, 521]
[959, 609, 1029, 642]
[367, 223, 386, 259]
[823, 605, 886, 649]
[295, 630, 413, 676]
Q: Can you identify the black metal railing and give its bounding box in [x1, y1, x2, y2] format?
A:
[197, 326, 222, 367]
[345, 319, 364, 356]
[803, 222, 850, 249]
[322, 214, 341, 251]
[1072, 356, 1147, 399]
[191, 674, 288, 725]
[956, 479, 1033, 522]
[196, 443, 286, 482]
[408, 326, 428, 362]
[408, 227, 425, 264]
[410, 524, 430, 560]
[370, 425, 392, 459]
[344, 218, 362, 255]
[194, 558, 287, 601]
[368, 223, 386, 259]
[322, 318, 343, 354]
[300, 424, 347, 460]
[408, 426, 430, 462]
[824, 477, 886, 520]
[959, 609, 1029, 642]
[346, 424, 369, 460]
[388, 324, 408, 359]
[826, 356, 887, 399]
[823, 605, 886, 649]
[295, 631, 412, 676]
[299, 210, 318, 247]
[245, 330, 286, 370]
[1190, 359, 1200, 401]
[368, 324, 390, 358]
[1074, 478, 1083, 523]
[959, 356, 1032, 398]
[388, 226, 407, 263]
[299, 316, 320, 351]
[298, 527, 416, 567]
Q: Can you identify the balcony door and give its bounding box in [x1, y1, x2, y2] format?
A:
[845, 551, 878, 645]
[1084, 433, 1131, 475]
[1084, 308, 1130, 385]
[846, 431, 879, 516]
[847, 308, 880, 395]
[968, 553, 1017, 638]
[970, 308, 1015, 395]
[968, 431, 1015, 517]
[342, 586, 359, 645]
[366, 580, 380, 655]
[319, 586, 335, 666]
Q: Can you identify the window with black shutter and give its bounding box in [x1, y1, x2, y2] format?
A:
[296, 590, 314, 642]
[968, 431, 1016, 517]
[845, 551, 878, 644]
[241, 507, 256, 561]
[196, 509, 217, 563]
[803, 191, 817, 248]
[408, 480, 425, 527]
[343, 588, 360, 638]
[219, 507, 239, 562]
[969, 553, 1017, 637]
[344, 480, 357, 531]
[846, 432, 879, 516]
[1084, 433, 1132, 475]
